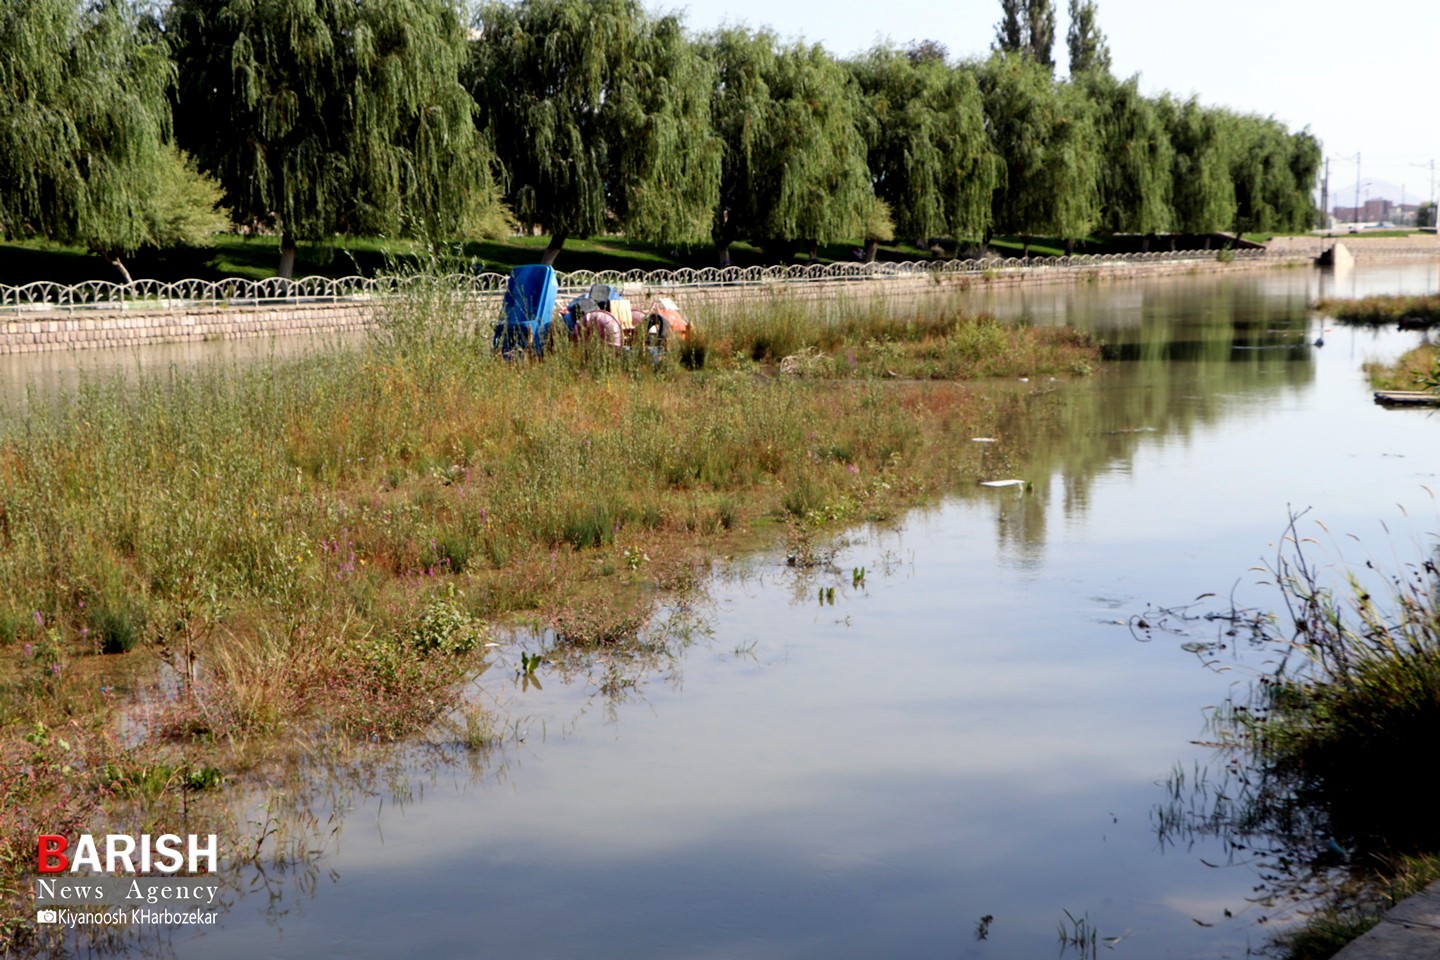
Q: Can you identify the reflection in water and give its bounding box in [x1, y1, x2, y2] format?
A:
[17, 263, 1440, 959]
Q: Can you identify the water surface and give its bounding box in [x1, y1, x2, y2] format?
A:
[21, 263, 1440, 959]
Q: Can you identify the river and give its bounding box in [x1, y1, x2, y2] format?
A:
[16, 261, 1440, 958]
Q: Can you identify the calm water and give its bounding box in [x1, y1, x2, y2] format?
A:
[21, 262, 1440, 958]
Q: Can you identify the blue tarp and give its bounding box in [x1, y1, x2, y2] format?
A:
[492, 264, 559, 357]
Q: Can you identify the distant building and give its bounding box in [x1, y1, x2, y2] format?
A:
[1332, 198, 1393, 222]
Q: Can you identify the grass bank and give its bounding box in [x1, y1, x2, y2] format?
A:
[1315, 293, 1440, 327]
[1364, 343, 1440, 392]
[0, 290, 1097, 949]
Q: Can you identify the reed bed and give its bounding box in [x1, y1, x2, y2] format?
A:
[1314, 293, 1440, 326]
[1364, 343, 1439, 392]
[1179, 514, 1440, 959]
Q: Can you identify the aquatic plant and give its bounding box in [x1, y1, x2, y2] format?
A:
[1156, 508, 1440, 957]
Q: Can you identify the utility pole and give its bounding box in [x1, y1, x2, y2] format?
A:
[1353, 153, 1361, 226]
[1320, 157, 1329, 229]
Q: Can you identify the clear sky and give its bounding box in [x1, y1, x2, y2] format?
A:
[656, 0, 1440, 207]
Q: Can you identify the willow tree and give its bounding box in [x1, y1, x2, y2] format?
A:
[1227, 115, 1321, 235]
[170, 0, 495, 277]
[1158, 97, 1235, 237]
[0, 0, 194, 279]
[1079, 73, 1172, 238]
[470, 0, 720, 265]
[978, 56, 1100, 253]
[704, 29, 873, 264]
[848, 47, 999, 257]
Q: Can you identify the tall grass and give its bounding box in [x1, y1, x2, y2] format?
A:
[698, 291, 1096, 379]
[1171, 512, 1440, 958]
[0, 286, 1097, 946]
[1315, 293, 1440, 326]
[1363, 343, 1439, 392]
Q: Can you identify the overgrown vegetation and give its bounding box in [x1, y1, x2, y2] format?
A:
[1315, 293, 1440, 327]
[1154, 511, 1440, 959]
[0, 289, 1096, 948]
[1364, 343, 1439, 392]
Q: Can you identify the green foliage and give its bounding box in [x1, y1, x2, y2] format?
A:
[1158, 96, 1236, 233]
[470, 0, 720, 260]
[979, 56, 1101, 242]
[145, 145, 230, 248]
[848, 47, 999, 242]
[1025, 0, 1057, 71]
[88, 597, 148, 655]
[406, 585, 484, 656]
[1079, 73, 1172, 235]
[1317, 294, 1440, 326]
[992, 0, 1055, 71]
[1227, 115, 1320, 234]
[169, 0, 497, 270]
[704, 29, 874, 256]
[1211, 519, 1440, 854]
[1065, 0, 1111, 76]
[0, 0, 173, 258]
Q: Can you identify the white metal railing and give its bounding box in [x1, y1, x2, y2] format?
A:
[0, 248, 1276, 317]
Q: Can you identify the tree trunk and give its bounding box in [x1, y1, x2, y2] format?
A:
[1141, 234, 1151, 253]
[863, 238, 879, 263]
[100, 251, 133, 284]
[1022, 236, 1032, 258]
[540, 232, 568, 265]
[1064, 237, 1075, 257]
[804, 240, 819, 263]
[278, 232, 297, 279]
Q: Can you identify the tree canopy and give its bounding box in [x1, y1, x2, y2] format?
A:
[170, 0, 495, 276]
[993, 0, 1056, 71]
[979, 56, 1100, 249]
[470, 0, 720, 264]
[849, 47, 999, 248]
[1066, 0, 1111, 76]
[0, 0, 207, 277]
[1080, 72, 1171, 236]
[704, 29, 873, 262]
[1159, 96, 1237, 234]
[2, 0, 1328, 276]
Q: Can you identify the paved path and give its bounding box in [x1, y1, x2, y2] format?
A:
[1331, 879, 1440, 960]
[1266, 234, 1440, 259]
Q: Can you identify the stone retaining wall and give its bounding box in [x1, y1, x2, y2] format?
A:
[0, 251, 1344, 355]
[0, 303, 374, 355]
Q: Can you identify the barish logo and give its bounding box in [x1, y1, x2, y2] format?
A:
[37, 835, 217, 875]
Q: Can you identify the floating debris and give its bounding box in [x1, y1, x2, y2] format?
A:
[970, 437, 998, 443]
[979, 479, 1025, 488]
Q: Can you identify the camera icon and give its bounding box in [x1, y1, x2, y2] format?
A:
[35, 909, 58, 924]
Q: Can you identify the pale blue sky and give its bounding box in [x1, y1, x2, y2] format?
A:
[658, 0, 1440, 205]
